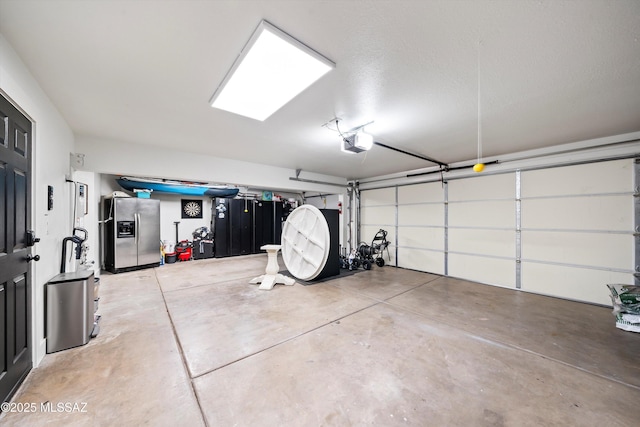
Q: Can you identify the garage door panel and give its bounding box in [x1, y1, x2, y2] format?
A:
[449, 254, 516, 288]
[397, 227, 444, 251]
[521, 262, 630, 305]
[521, 196, 632, 231]
[398, 247, 444, 274]
[521, 231, 633, 270]
[449, 200, 515, 228]
[398, 204, 443, 226]
[361, 188, 395, 206]
[360, 206, 395, 226]
[521, 159, 633, 197]
[449, 229, 515, 258]
[359, 158, 634, 304]
[448, 173, 514, 201]
[398, 182, 443, 204]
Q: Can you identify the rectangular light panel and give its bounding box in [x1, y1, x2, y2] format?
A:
[210, 20, 335, 121]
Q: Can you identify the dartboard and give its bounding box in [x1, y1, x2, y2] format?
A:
[183, 201, 201, 217]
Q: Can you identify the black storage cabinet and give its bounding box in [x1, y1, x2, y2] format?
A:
[214, 198, 284, 258]
[213, 198, 231, 257]
[315, 209, 340, 280]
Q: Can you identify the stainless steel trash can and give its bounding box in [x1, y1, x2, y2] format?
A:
[46, 270, 95, 353]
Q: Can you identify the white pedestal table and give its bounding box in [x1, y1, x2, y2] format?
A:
[249, 244, 296, 290]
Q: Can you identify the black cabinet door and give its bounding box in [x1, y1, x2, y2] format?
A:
[317, 209, 340, 279]
[238, 201, 252, 255]
[274, 201, 283, 244]
[229, 199, 241, 256]
[213, 198, 230, 258]
[253, 201, 274, 252]
[228, 199, 252, 256]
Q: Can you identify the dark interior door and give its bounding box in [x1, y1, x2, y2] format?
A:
[0, 94, 33, 405]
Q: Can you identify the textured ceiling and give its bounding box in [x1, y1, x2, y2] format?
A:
[1, 0, 639, 180]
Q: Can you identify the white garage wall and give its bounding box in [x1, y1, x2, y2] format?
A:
[359, 158, 636, 306]
[156, 194, 213, 245]
[305, 194, 347, 251]
[1, 34, 76, 365]
[76, 135, 348, 195]
[71, 170, 101, 276]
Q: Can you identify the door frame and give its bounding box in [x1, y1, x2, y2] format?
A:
[0, 88, 39, 380]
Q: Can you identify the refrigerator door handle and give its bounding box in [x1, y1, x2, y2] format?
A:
[135, 213, 140, 247]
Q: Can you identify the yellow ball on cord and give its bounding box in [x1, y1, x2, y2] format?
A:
[473, 163, 485, 173]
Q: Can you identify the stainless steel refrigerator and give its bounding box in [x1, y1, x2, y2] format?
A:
[103, 197, 161, 273]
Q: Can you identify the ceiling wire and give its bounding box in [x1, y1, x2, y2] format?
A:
[361, 148, 369, 164]
[322, 120, 340, 133]
[477, 40, 482, 165]
[335, 119, 346, 139]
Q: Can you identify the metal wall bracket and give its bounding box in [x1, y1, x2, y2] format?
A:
[635, 160, 640, 285]
[444, 181, 449, 276]
[395, 186, 399, 267]
[515, 170, 522, 289]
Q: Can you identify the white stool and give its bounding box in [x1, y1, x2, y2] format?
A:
[249, 244, 296, 290]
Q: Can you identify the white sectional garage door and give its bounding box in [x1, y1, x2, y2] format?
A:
[359, 187, 397, 266]
[397, 182, 445, 274]
[359, 158, 636, 305]
[520, 159, 634, 305]
[447, 173, 517, 288]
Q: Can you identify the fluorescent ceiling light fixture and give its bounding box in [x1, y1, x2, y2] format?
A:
[210, 20, 335, 121]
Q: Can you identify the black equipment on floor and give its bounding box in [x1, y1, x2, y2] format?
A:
[357, 229, 390, 267]
[342, 229, 391, 271]
[192, 226, 214, 260]
[341, 248, 369, 271]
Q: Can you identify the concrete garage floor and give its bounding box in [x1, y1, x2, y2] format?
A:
[2, 254, 640, 426]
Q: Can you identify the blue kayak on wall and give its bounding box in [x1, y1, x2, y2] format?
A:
[117, 177, 239, 198]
